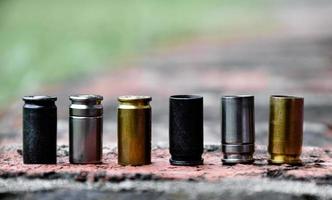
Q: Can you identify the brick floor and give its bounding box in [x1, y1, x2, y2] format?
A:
[1, 145, 332, 199]
[1, 145, 331, 182]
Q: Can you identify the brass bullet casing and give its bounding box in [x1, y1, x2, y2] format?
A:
[117, 96, 152, 166]
[268, 95, 304, 165]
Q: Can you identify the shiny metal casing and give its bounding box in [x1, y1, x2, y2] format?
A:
[69, 95, 103, 164]
[268, 95, 304, 165]
[221, 95, 255, 164]
[117, 96, 152, 166]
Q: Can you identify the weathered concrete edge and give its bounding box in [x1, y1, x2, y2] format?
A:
[1, 178, 332, 199]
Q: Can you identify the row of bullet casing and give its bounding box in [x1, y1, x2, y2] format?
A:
[221, 95, 303, 165]
[22, 94, 303, 166]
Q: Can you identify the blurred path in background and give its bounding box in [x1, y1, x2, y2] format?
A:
[1, 0, 332, 148]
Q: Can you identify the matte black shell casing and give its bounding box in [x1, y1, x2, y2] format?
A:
[221, 95, 255, 164]
[169, 95, 204, 166]
[23, 96, 57, 164]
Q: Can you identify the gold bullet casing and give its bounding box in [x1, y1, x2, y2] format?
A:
[117, 96, 152, 166]
[268, 95, 304, 165]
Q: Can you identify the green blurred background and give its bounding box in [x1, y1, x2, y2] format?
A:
[0, 0, 272, 106]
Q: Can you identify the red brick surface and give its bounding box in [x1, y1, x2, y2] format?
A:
[1, 145, 331, 182]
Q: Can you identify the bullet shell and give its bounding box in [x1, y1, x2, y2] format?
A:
[268, 95, 304, 165]
[69, 95, 103, 164]
[221, 95, 255, 164]
[23, 96, 57, 164]
[169, 95, 204, 166]
[117, 96, 152, 166]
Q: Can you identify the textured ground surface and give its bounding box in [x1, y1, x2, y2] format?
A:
[1, 0, 332, 199]
[1, 145, 332, 182]
[1, 145, 332, 199]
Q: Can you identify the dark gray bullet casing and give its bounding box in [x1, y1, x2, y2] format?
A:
[23, 96, 57, 164]
[221, 95, 255, 164]
[69, 95, 103, 164]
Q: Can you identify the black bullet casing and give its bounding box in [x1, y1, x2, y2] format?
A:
[23, 96, 57, 164]
[169, 95, 204, 166]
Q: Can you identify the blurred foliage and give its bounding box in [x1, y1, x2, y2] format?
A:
[0, 0, 272, 105]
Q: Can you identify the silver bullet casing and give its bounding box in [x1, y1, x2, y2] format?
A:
[69, 95, 103, 164]
[221, 95, 255, 164]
